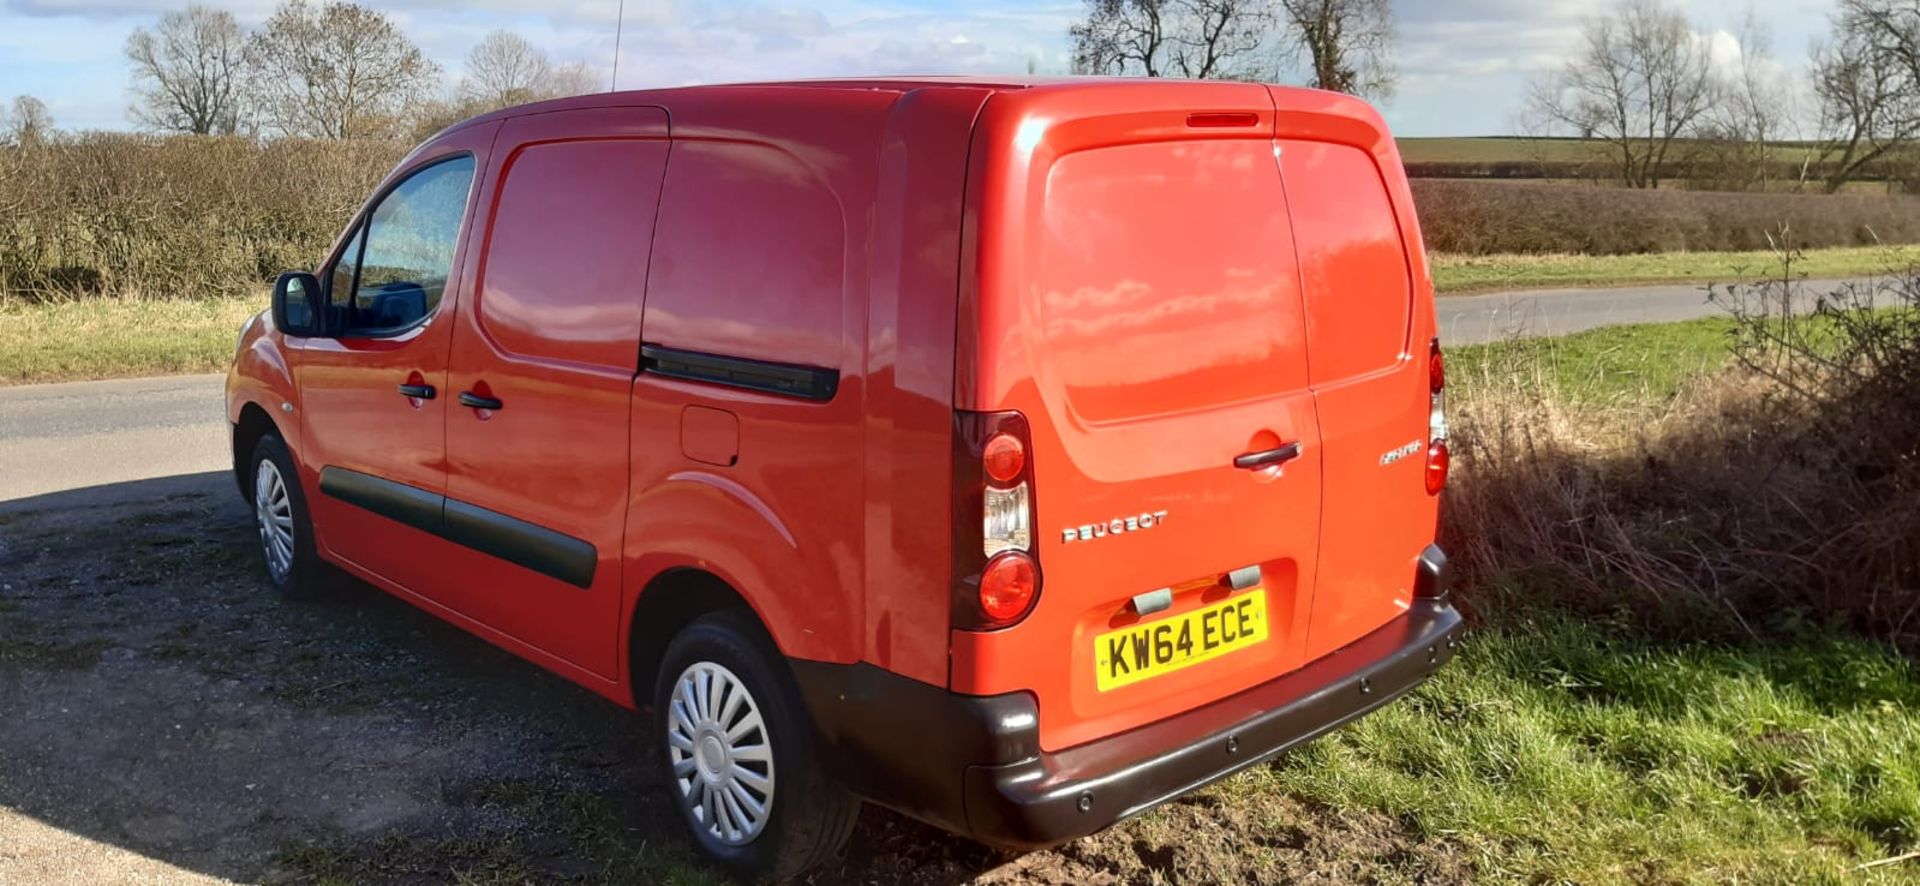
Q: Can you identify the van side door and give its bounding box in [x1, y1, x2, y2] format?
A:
[296, 127, 493, 601]
[436, 106, 671, 681]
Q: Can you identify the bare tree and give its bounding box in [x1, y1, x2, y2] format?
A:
[460, 31, 597, 109]
[1070, 0, 1272, 80]
[1523, 0, 1719, 189]
[461, 31, 549, 107]
[1814, 0, 1920, 192]
[2, 96, 54, 146]
[125, 4, 247, 135]
[245, 1, 441, 140]
[1275, 0, 1395, 99]
[1699, 11, 1794, 191]
[542, 61, 600, 99]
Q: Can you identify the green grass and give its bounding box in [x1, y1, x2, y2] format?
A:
[1452, 315, 1741, 401]
[0, 295, 261, 385]
[1433, 245, 1920, 294]
[1271, 312, 1920, 881]
[1261, 616, 1920, 883]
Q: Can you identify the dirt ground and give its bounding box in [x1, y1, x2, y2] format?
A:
[0, 475, 1468, 885]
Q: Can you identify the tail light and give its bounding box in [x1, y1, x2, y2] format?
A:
[953, 411, 1041, 630]
[1426, 338, 1449, 495]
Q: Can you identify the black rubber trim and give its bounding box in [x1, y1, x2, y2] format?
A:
[792, 594, 1464, 849]
[1233, 441, 1302, 470]
[1414, 543, 1450, 600]
[443, 498, 596, 589]
[640, 344, 839, 402]
[457, 391, 502, 410]
[792, 660, 1038, 833]
[319, 466, 444, 535]
[317, 467, 595, 589]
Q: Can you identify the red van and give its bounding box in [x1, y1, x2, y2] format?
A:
[227, 77, 1461, 878]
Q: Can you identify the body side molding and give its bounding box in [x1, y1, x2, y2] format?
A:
[640, 343, 839, 402]
[318, 466, 596, 588]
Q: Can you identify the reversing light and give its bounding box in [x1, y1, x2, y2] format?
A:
[983, 482, 1032, 557]
[980, 552, 1038, 622]
[983, 433, 1025, 486]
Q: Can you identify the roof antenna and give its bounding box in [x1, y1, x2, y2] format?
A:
[610, 0, 625, 92]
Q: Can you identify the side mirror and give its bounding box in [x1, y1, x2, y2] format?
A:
[272, 271, 323, 337]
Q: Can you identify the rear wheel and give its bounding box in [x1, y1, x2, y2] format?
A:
[654, 611, 859, 879]
[249, 434, 322, 598]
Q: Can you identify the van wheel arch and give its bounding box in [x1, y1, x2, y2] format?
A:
[627, 568, 784, 706]
[232, 402, 283, 502]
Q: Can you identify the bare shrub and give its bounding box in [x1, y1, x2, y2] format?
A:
[1413, 178, 1920, 255]
[0, 134, 403, 302]
[1447, 252, 1920, 650]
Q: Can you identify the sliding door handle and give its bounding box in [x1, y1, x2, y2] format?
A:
[397, 383, 436, 400]
[1234, 441, 1302, 470]
[458, 391, 503, 410]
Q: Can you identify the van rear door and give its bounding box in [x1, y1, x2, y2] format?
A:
[1270, 100, 1440, 661]
[949, 82, 1325, 752]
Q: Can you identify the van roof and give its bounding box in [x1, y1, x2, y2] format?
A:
[443, 76, 1372, 137]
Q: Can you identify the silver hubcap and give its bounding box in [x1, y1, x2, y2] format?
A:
[254, 458, 294, 582]
[667, 661, 775, 846]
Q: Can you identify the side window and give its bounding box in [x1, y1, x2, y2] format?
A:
[331, 155, 476, 336]
[326, 225, 364, 307]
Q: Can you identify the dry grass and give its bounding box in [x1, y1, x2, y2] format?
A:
[0, 294, 260, 385]
[1444, 267, 1920, 652]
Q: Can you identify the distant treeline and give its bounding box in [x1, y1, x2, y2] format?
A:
[1404, 160, 1920, 190]
[1412, 178, 1920, 255]
[7, 134, 1920, 303]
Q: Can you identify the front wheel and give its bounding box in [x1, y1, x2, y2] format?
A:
[249, 434, 323, 598]
[654, 611, 860, 879]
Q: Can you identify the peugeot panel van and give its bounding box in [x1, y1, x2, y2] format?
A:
[227, 77, 1463, 878]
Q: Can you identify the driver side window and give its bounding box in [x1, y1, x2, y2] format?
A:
[327, 155, 476, 336]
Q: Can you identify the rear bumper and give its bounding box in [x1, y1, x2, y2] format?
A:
[962, 596, 1461, 847]
[792, 555, 1463, 848]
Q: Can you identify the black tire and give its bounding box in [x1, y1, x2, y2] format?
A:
[654, 610, 860, 881]
[247, 433, 324, 599]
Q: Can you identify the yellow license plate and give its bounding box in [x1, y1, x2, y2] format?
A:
[1094, 590, 1268, 691]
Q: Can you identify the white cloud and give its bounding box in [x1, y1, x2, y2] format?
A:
[0, 0, 1833, 135]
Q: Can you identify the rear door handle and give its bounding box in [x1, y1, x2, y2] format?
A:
[397, 383, 435, 400]
[458, 391, 503, 410]
[1234, 441, 1302, 470]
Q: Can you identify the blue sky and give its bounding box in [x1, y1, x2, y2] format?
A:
[0, 0, 1840, 137]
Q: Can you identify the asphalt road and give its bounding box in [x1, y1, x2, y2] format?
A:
[0, 277, 1848, 507]
[0, 374, 232, 506]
